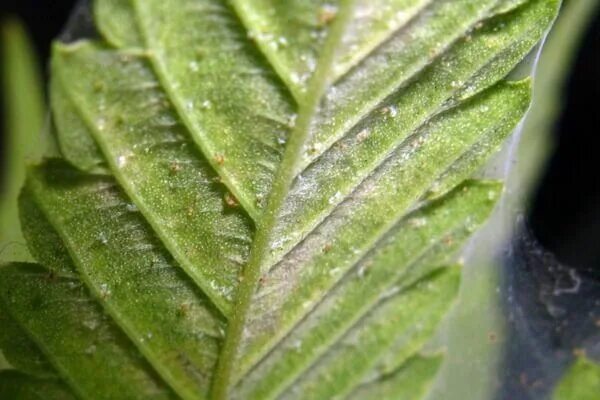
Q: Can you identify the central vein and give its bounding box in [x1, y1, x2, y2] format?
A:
[211, 1, 357, 398]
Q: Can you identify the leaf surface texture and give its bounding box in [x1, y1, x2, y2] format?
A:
[0, 0, 560, 398]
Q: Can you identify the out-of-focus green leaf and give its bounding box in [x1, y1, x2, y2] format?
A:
[517, 0, 600, 198]
[0, 301, 57, 378]
[0, 263, 177, 400]
[553, 356, 600, 400]
[0, 370, 76, 400]
[0, 19, 45, 264]
[348, 354, 443, 400]
[21, 160, 225, 399]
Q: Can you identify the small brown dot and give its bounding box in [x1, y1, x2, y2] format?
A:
[488, 332, 497, 343]
[214, 154, 225, 166]
[169, 162, 182, 174]
[323, 243, 332, 253]
[224, 192, 239, 207]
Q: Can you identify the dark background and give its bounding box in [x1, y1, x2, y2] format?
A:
[1, 1, 76, 71]
[0, 2, 599, 398]
[529, 7, 600, 280]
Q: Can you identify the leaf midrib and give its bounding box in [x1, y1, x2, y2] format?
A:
[230, 74, 528, 382]
[211, 1, 358, 397]
[228, 0, 437, 102]
[215, 0, 524, 394]
[264, 8, 545, 273]
[235, 220, 471, 398]
[330, 0, 437, 83]
[295, 0, 501, 175]
[233, 108, 516, 382]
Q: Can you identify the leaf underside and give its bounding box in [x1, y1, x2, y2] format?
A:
[0, 0, 560, 399]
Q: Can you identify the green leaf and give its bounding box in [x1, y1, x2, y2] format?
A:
[553, 356, 600, 400]
[226, 81, 528, 385]
[1, 293, 55, 380]
[517, 0, 600, 194]
[348, 354, 443, 400]
[0, 16, 48, 374]
[245, 0, 558, 270]
[232, 182, 500, 399]
[0, 303, 56, 379]
[0, 370, 76, 400]
[51, 42, 254, 315]
[22, 160, 224, 399]
[0, 263, 177, 400]
[3, 0, 562, 398]
[93, 0, 297, 219]
[427, 1, 600, 399]
[0, 18, 45, 264]
[252, 267, 460, 400]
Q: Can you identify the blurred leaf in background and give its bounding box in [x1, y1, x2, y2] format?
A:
[499, 0, 600, 398]
[0, 18, 46, 371]
[517, 0, 600, 199]
[553, 356, 600, 400]
[0, 18, 46, 264]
